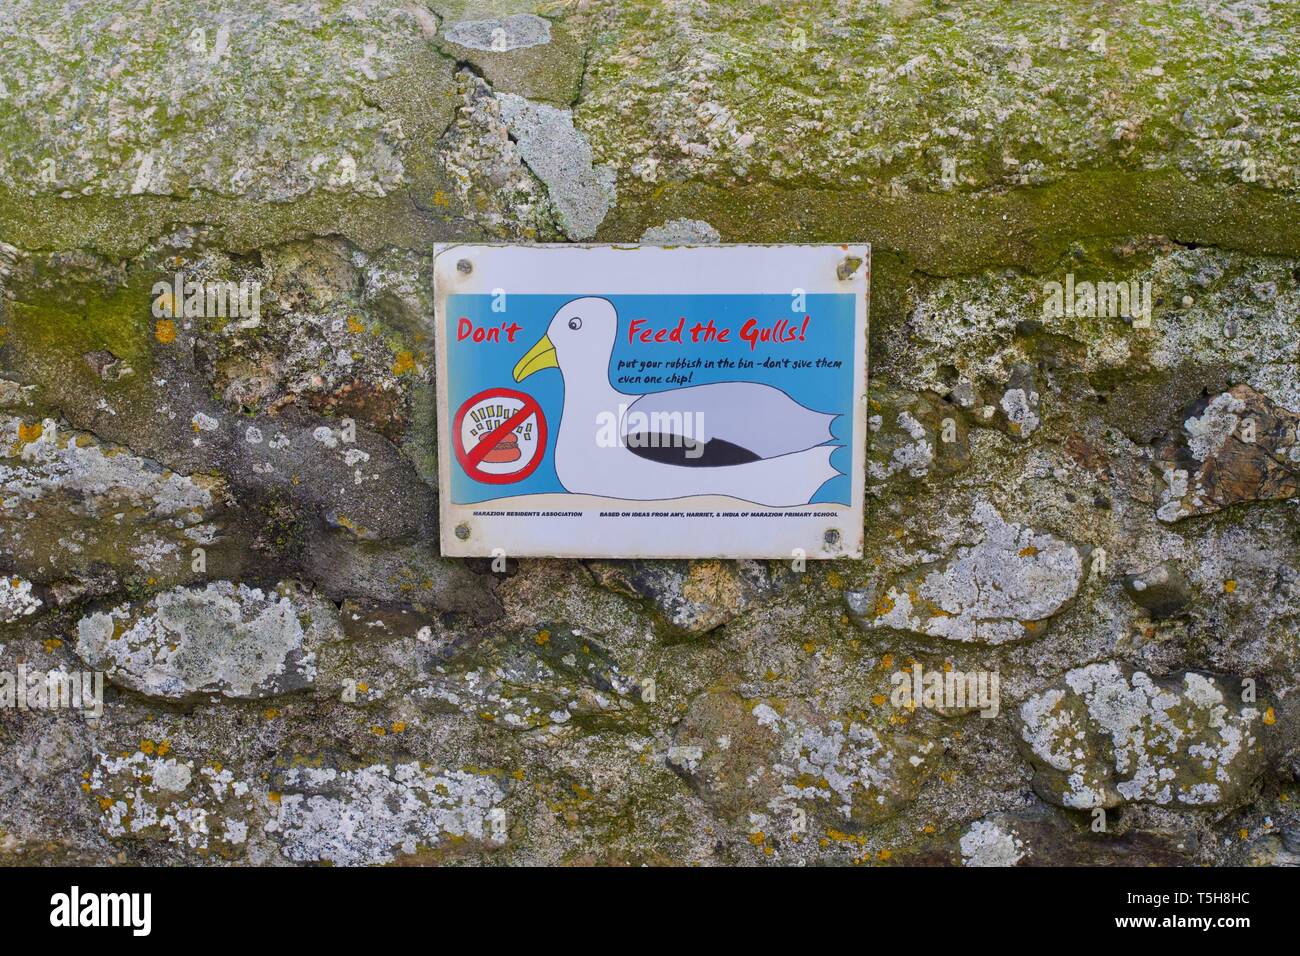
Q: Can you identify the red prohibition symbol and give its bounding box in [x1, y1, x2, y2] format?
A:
[452, 387, 547, 485]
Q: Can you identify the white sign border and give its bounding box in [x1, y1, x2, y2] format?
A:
[433, 243, 870, 560]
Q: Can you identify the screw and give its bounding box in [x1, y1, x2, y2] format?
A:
[455, 523, 470, 540]
[457, 259, 472, 275]
[823, 528, 841, 547]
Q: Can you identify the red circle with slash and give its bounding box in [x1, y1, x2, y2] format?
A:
[453, 388, 547, 484]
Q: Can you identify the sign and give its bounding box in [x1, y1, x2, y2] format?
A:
[433, 243, 869, 559]
[452, 387, 547, 484]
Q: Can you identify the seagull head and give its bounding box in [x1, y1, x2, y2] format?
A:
[513, 296, 618, 382]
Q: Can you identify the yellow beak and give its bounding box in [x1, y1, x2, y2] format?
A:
[512, 333, 558, 382]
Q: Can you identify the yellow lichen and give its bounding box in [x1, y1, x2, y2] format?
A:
[391, 351, 416, 375]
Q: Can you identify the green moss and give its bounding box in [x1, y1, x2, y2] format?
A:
[581, 0, 1300, 198]
[401, 380, 441, 489]
[0, 188, 445, 261]
[9, 284, 152, 367]
[600, 170, 1300, 273]
[2, 276, 159, 432]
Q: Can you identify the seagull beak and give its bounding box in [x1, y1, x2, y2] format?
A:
[513, 333, 558, 382]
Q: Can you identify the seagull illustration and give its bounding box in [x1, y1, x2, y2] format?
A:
[512, 297, 840, 506]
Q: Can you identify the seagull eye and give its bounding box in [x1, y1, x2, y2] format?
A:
[568, 317, 582, 331]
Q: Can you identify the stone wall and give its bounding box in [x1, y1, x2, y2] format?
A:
[1, 0, 1297, 865]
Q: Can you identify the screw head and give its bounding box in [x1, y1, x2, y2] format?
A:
[823, 528, 841, 548]
[456, 259, 472, 275]
[455, 523, 470, 540]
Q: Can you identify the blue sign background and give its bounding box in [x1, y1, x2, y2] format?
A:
[447, 293, 856, 505]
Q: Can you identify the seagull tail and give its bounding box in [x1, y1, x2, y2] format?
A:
[781, 444, 840, 506]
[813, 443, 841, 485]
[819, 411, 839, 446]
